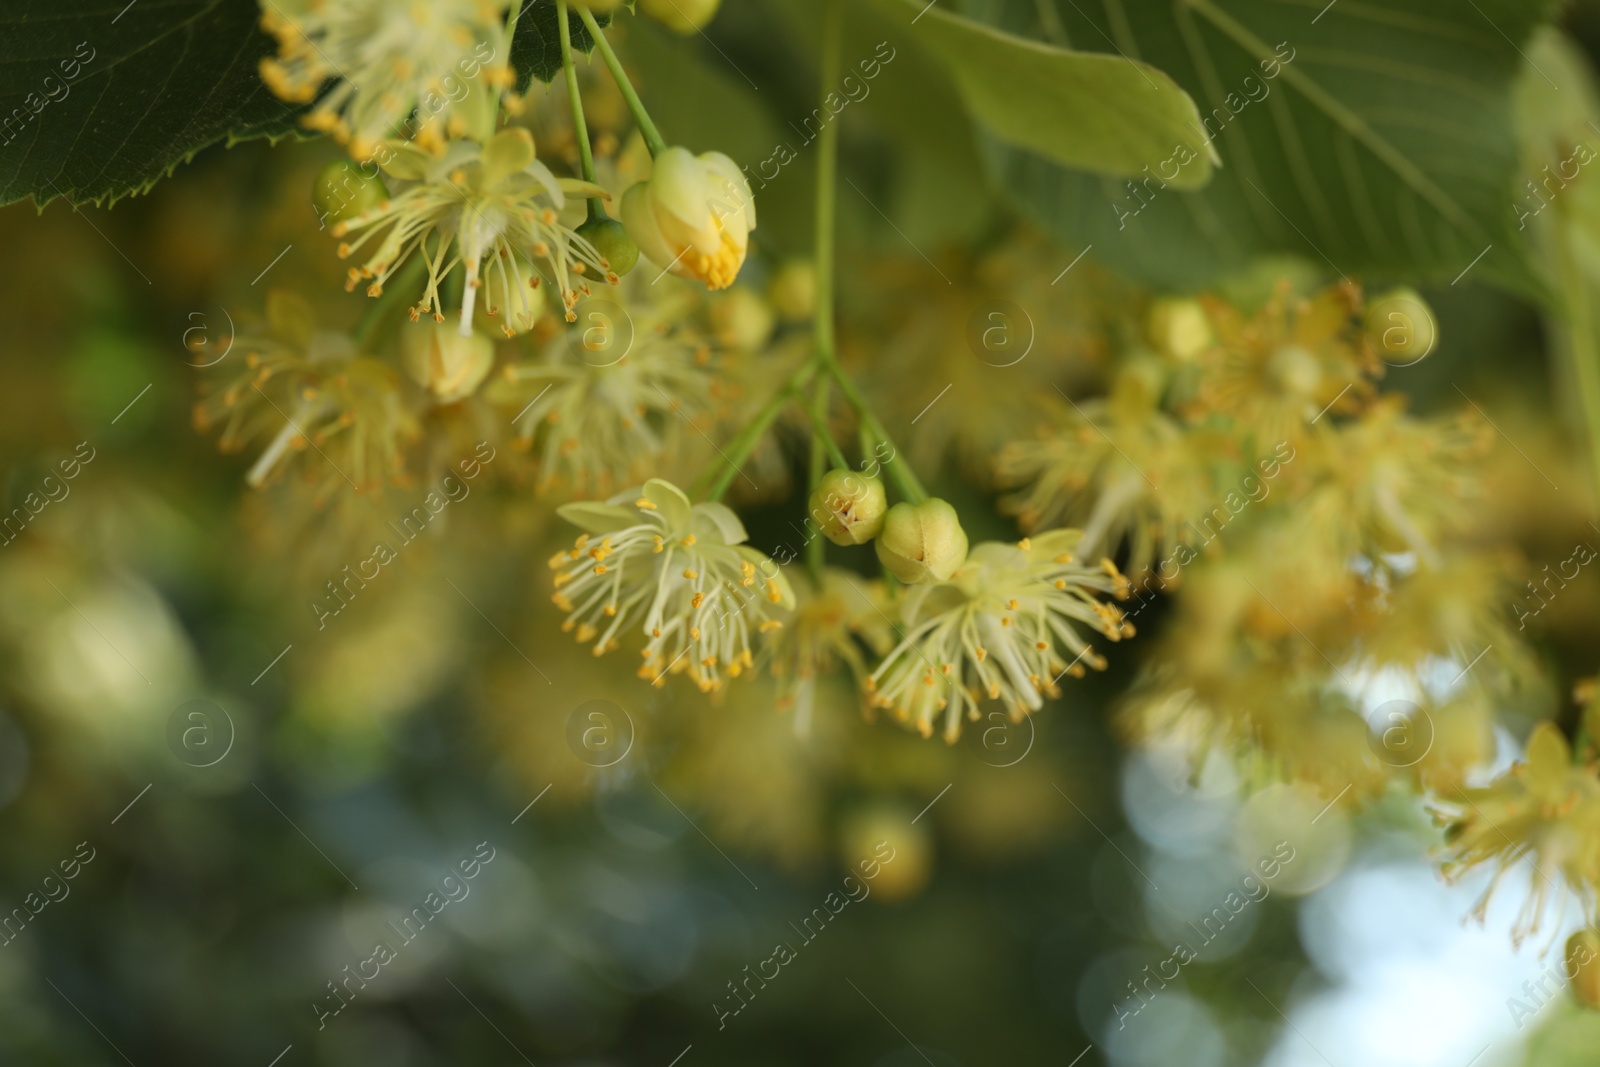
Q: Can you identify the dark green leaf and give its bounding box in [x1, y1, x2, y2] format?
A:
[511, 0, 618, 89]
[0, 0, 303, 209]
[879, 0, 1215, 189]
[969, 0, 1560, 296]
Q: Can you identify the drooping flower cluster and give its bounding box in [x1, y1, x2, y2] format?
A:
[1433, 723, 1600, 946]
[260, 0, 513, 158]
[996, 359, 1213, 574]
[490, 281, 716, 497]
[866, 531, 1132, 742]
[192, 291, 416, 497]
[332, 130, 618, 335]
[549, 479, 794, 691]
[1190, 280, 1380, 446]
[760, 568, 893, 736]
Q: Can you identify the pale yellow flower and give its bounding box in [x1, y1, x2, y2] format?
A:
[867, 531, 1132, 741]
[549, 479, 794, 692]
[259, 0, 512, 157]
[622, 146, 755, 290]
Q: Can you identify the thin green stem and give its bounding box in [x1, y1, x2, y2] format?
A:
[806, 397, 850, 470]
[557, 0, 606, 220]
[800, 0, 847, 587]
[697, 361, 818, 502]
[827, 363, 927, 503]
[815, 0, 841, 368]
[806, 378, 830, 585]
[577, 7, 668, 158]
[806, 0, 926, 506]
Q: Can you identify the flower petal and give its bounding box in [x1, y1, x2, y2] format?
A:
[700, 150, 756, 231]
[693, 501, 748, 545]
[642, 478, 694, 533]
[481, 128, 536, 190]
[621, 181, 680, 271]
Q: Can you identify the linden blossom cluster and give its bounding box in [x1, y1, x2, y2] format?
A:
[313, 841, 496, 1030]
[548, 480, 795, 692]
[1121, 441, 1296, 616]
[1112, 840, 1295, 1030]
[260, 0, 513, 158]
[713, 840, 897, 1029]
[310, 40, 498, 231]
[311, 442, 496, 629]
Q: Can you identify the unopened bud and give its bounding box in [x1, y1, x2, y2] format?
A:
[768, 260, 816, 322]
[710, 287, 775, 352]
[402, 321, 496, 402]
[575, 214, 639, 277]
[639, 0, 721, 32]
[1147, 297, 1211, 362]
[1569, 928, 1600, 1009]
[1365, 287, 1438, 366]
[810, 470, 887, 546]
[875, 499, 968, 583]
[312, 160, 388, 227]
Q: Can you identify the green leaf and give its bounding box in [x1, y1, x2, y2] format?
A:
[0, 0, 303, 209]
[879, 0, 1215, 189]
[511, 0, 622, 89]
[971, 0, 1558, 295]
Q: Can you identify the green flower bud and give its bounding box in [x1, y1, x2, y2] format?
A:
[639, 0, 721, 32]
[768, 259, 816, 322]
[1365, 287, 1438, 366]
[1569, 928, 1600, 1009]
[810, 469, 888, 546]
[575, 214, 639, 278]
[710, 287, 775, 353]
[402, 321, 496, 403]
[1147, 297, 1211, 362]
[312, 160, 388, 227]
[874, 498, 968, 583]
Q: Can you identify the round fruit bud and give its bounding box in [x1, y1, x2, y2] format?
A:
[875, 498, 968, 584]
[575, 214, 639, 278]
[839, 802, 932, 903]
[1147, 297, 1211, 362]
[768, 259, 816, 322]
[402, 321, 496, 403]
[312, 160, 388, 228]
[639, 0, 721, 32]
[710, 287, 775, 352]
[810, 469, 888, 546]
[1365, 287, 1438, 366]
[1268, 344, 1322, 399]
[1568, 928, 1600, 1009]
